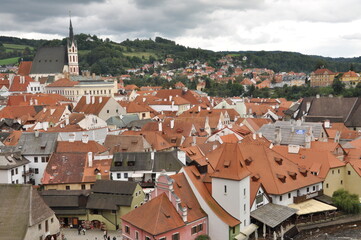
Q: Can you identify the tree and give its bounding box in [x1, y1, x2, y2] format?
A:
[332, 78, 345, 95]
[332, 189, 360, 214]
[195, 235, 210, 240]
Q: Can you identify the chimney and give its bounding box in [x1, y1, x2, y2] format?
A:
[86, 95, 91, 104]
[324, 120, 330, 129]
[88, 152, 93, 167]
[65, 114, 69, 125]
[274, 126, 282, 145]
[177, 150, 186, 165]
[143, 97, 146, 102]
[258, 132, 262, 138]
[99, 97, 103, 103]
[91, 96, 95, 104]
[158, 122, 163, 132]
[198, 106, 201, 112]
[252, 133, 256, 140]
[35, 130, 40, 138]
[82, 134, 89, 143]
[170, 119, 175, 129]
[151, 151, 155, 160]
[192, 136, 196, 146]
[306, 102, 311, 112]
[34, 99, 38, 105]
[169, 95, 173, 101]
[92, 73, 96, 79]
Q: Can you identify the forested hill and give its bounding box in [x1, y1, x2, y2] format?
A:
[1, 34, 361, 75]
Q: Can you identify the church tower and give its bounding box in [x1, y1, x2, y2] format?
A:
[67, 19, 79, 76]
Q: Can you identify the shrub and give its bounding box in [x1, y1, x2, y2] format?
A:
[332, 189, 361, 214]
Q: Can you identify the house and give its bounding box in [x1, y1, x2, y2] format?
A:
[42, 152, 112, 190]
[0, 151, 30, 184]
[9, 75, 35, 94]
[340, 70, 360, 87]
[258, 121, 328, 147]
[0, 184, 60, 240]
[15, 131, 58, 185]
[106, 114, 139, 129]
[87, 180, 145, 230]
[40, 189, 90, 228]
[110, 150, 186, 187]
[73, 95, 126, 121]
[119, 101, 153, 119]
[310, 68, 336, 87]
[32, 105, 71, 130]
[296, 97, 361, 130]
[121, 171, 208, 240]
[104, 135, 152, 154]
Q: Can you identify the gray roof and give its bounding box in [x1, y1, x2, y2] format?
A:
[0, 184, 55, 239]
[106, 114, 139, 128]
[111, 151, 185, 172]
[16, 132, 58, 155]
[0, 152, 29, 170]
[126, 119, 153, 129]
[258, 121, 324, 146]
[86, 193, 133, 210]
[92, 179, 137, 195]
[30, 46, 68, 74]
[251, 203, 298, 228]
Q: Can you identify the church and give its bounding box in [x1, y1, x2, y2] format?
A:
[29, 20, 79, 81]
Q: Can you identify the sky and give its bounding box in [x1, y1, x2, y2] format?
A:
[1, 0, 361, 58]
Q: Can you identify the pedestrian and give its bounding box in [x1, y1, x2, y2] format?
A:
[103, 230, 107, 240]
[78, 225, 81, 235]
[107, 236, 110, 240]
[82, 228, 86, 235]
[113, 237, 116, 240]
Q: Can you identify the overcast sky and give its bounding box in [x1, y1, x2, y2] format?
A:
[1, 0, 361, 58]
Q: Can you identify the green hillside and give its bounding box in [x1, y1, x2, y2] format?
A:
[1, 34, 361, 75]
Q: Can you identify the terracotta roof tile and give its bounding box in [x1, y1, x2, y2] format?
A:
[9, 75, 34, 92]
[17, 61, 32, 76]
[46, 78, 79, 87]
[56, 141, 107, 154]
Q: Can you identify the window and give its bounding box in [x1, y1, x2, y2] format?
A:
[348, 171, 351, 175]
[41, 157, 46, 163]
[145, 237, 151, 240]
[34, 157, 38, 163]
[244, 204, 246, 212]
[90, 184, 94, 189]
[243, 188, 246, 196]
[66, 186, 70, 190]
[191, 226, 197, 234]
[326, 183, 329, 188]
[232, 227, 236, 234]
[338, 169, 340, 174]
[142, 113, 146, 118]
[51, 218, 54, 223]
[117, 173, 121, 179]
[135, 231, 139, 240]
[38, 223, 41, 230]
[307, 187, 309, 193]
[39, 237, 43, 240]
[313, 186, 316, 191]
[224, 185, 227, 194]
[111, 210, 116, 214]
[16, 180, 18, 184]
[288, 193, 291, 199]
[159, 238, 166, 240]
[279, 195, 282, 201]
[124, 173, 128, 178]
[197, 224, 203, 232]
[45, 220, 49, 232]
[172, 233, 180, 240]
[332, 170, 334, 174]
[15, 168, 18, 174]
[81, 184, 86, 190]
[256, 194, 263, 204]
[125, 226, 130, 234]
[35, 168, 39, 174]
[107, 110, 110, 113]
[11, 169, 14, 176]
[341, 180, 343, 185]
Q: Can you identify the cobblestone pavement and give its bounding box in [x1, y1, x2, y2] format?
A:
[61, 228, 122, 240]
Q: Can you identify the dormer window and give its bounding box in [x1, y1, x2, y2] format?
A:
[274, 157, 283, 165]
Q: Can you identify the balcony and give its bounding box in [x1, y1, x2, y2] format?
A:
[22, 169, 34, 176]
[293, 190, 323, 204]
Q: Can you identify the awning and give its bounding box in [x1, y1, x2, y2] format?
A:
[235, 224, 258, 240]
[251, 203, 298, 228]
[288, 199, 337, 215]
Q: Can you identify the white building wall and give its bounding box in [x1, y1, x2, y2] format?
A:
[212, 176, 250, 229]
[149, 104, 179, 113]
[57, 127, 108, 144]
[250, 187, 270, 211]
[24, 215, 60, 240]
[26, 156, 49, 185]
[270, 183, 323, 205]
[182, 169, 231, 240]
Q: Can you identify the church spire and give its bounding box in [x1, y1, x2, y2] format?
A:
[69, 18, 74, 42]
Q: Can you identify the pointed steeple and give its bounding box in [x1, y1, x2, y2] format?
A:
[69, 19, 74, 42]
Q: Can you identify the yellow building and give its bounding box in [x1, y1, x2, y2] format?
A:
[340, 71, 360, 87]
[310, 68, 336, 87]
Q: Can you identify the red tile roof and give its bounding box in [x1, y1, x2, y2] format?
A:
[7, 93, 70, 106]
[122, 193, 185, 235]
[17, 61, 32, 76]
[46, 78, 79, 87]
[73, 96, 111, 115]
[56, 141, 107, 154]
[9, 75, 34, 92]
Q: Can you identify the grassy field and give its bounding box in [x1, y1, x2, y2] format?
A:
[123, 51, 158, 60]
[3, 43, 34, 52]
[0, 57, 19, 65]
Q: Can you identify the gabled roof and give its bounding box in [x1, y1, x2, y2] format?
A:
[34, 105, 67, 123]
[16, 132, 58, 155]
[46, 78, 79, 87]
[0, 184, 55, 239]
[56, 140, 107, 154]
[122, 193, 185, 235]
[104, 135, 151, 154]
[17, 61, 33, 76]
[30, 46, 67, 74]
[7, 93, 70, 106]
[122, 131, 172, 151]
[9, 75, 34, 92]
[73, 96, 111, 115]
